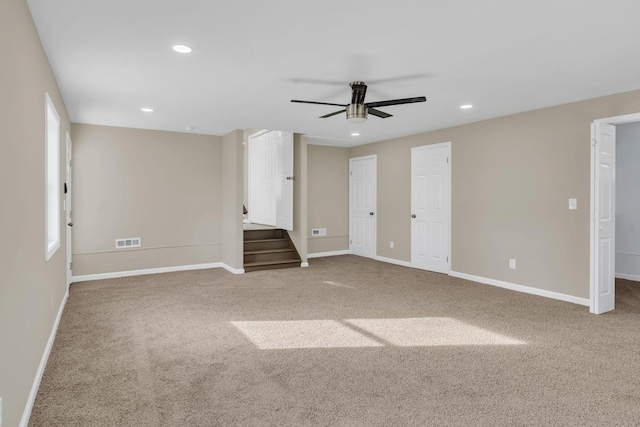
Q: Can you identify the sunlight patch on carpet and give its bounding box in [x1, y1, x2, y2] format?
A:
[232, 318, 526, 350]
[323, 281, 356, 289]
[345, 318, 527, 346]
[232, 320, 384, 349]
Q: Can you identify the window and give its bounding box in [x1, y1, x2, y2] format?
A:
[45, 93, 60, 260]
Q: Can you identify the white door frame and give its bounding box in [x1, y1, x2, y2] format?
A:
[65, 132, 72, 288]
[590, 112, 640, 314]
[410, 142, 452, 274]
[349, 154, 377, 258]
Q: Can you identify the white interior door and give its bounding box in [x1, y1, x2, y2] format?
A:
[411, 143, 451, 273]
[65, 132, 73, 286]
[592, 122, 616, 314]
[249, 131, 276, 226]
[350, 156, 376, 259]
[275, 131, 294, 230]
[248, 130, 293, 229]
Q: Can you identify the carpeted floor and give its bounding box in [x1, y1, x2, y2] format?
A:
[29, 256, 640, 426]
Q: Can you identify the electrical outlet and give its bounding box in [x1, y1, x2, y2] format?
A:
[509, 259, 516, 269]
[390, 241, 394, 249]
[568, 198, 577, 210]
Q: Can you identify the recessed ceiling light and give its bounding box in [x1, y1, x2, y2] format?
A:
[172, 44, 192, 54]
[141, 107, 154, 112]
[460, 104, 473, 109]
[351, 133, 360, 136]
[185, 126, 196, 131]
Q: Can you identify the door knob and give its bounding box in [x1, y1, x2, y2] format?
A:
[68, 222, 73, 227]
[369, 212, 374, 216]
[411, 214, 416, 218]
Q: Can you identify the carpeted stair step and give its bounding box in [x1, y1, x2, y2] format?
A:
[243, 228, 301, 272]
[244, 248, 297, 264]
[243, 229, 285, 241]
[243, 238, 290, 251]
[244, 259, 301, 272]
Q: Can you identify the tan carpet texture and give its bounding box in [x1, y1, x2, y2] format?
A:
[30, 256, 640, 426]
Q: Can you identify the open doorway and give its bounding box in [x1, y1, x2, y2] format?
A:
[242, 130, 308, 271]
[245, 130, 294, 230]
[590, 112, 640, 314]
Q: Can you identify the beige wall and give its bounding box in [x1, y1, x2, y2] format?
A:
[350, 89, 640, 300]
[307, 145, 350, 254]
[0, 1, 71, 425]
[222, 130, 244, 270]
[71, 124, 223, 275]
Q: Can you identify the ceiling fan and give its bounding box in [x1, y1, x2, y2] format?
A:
[291, 81, 426, 123]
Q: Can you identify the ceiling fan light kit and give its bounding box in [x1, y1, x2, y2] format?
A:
[292, 81, 426, 123]
[346, 104, 367, 123]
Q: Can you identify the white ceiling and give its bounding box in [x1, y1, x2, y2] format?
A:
[28, 0, 640, 147]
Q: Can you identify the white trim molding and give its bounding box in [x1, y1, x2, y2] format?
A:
[71, 262, 244, 282]
[221, 264, 245, 275]
[300, 262, 310, 268]
[20, 288, 69, 427]
[375, 255, 413, 269]
[308, 250, 351, 259]
[450, 271, 589, 307]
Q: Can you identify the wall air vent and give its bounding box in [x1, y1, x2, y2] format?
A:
[115, 237, 141, 249]
[311, 228, 327, 236]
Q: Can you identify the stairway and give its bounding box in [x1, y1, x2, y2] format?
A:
[244, 229, 301, 272]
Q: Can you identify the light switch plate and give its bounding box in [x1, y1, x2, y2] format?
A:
[569, 198, 577, 210]
[509, 259, 516, 269]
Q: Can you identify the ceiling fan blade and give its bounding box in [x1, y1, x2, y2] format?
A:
[291, 100, 347, 107]
[319, 109, 346, 118]
[365, 96, 426, 108]
[368, 108, 392, 119]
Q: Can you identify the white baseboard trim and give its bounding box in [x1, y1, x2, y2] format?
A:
[307, 250, 350, 259]
[72, 262, 231, 282]
[375, 255, 413, 268]
[20, 288, 69, 427]
[300, 262, 309, 268]
[221, 264, 245, 275]
[449, 271, 590, 307]
[616, 272, 640, 282]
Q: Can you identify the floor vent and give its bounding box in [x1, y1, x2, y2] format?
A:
[116, 237, 141, 249]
